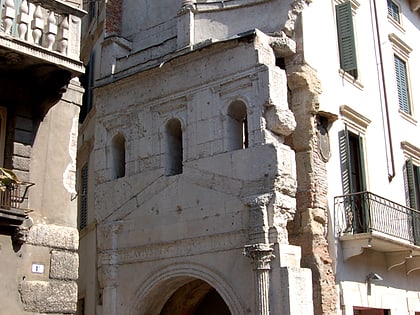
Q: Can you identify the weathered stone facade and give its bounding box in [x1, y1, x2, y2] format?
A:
[77, 0, 420, 314]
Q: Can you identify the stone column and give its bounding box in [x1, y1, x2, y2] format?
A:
[244, 243, 275, 315]
[246, 194, 272, 244]
[100, 223, 121, 315]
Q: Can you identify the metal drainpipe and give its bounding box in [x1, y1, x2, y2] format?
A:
[371, 0, 396, 181]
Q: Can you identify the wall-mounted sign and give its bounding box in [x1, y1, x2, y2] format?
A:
[31, 263, 44, 274]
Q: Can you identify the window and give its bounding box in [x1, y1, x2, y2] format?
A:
[227, 101, 248, 151]
[0, 107, 6, 167]
[165, 119, 183, 176]
[394, 55, 411, 115]
[339, 126, 367, 232]
[387, 0, 400, 23]
[111, 134, 126, 179]
[336, 1, 358, 79]
[79, 53, 95, 123]
[78, 163, 88, 230]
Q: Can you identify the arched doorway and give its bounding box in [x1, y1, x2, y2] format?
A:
[159, 279, 231, 315]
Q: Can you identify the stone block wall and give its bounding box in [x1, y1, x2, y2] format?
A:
[19, 224, 79, 314]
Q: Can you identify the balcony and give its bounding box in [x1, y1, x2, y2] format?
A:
[0, 168, 34, 229]
[0, 0, 85, 113]
[335, 191, 420, 274]
[1, 0, 85, 70]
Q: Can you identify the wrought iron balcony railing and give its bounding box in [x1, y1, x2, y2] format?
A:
[0, 181, 34, 211]
[335, 191, 420, 246]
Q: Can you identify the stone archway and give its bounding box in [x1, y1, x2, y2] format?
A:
[159, 279, 231, 315]
[131, 263, 244, 315]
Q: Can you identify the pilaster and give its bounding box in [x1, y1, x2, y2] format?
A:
[244, 243, 275, 315]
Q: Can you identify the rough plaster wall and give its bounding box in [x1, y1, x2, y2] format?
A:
[286, 62, 337, 315]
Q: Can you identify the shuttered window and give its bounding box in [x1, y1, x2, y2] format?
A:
[339, 127, 368, 233]
[79, 163, 88, 230]
[339, 126, 366, 195]
[405, 158, 420, 245]
[394, 55, 411, 114]
[387, 0, 400, 23]
[336, 1, 358, 79]
[406, 158, 420, 210]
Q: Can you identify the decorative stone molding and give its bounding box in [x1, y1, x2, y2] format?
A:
[244, 243, 275, 270]
[401, 141, 420, 165]
[389, 33, 413, 60]
[12, 216, 33, 245]
[339, 105, 371, 134]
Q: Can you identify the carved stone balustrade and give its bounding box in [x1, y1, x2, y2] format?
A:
[0, 0, 85, 75]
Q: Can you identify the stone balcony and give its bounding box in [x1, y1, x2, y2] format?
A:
[0, 0, 85, 77]
[0, 0, 85, 114]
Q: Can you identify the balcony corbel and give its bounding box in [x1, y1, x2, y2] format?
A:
[385, 250, 412, 271]
[340, 235, 370, 261]
[406, 256, 420, 275]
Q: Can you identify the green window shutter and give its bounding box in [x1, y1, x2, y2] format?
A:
[336, 1, 358, 78]
[394, 55, 411, 114]
[406, 159, 419, 209]
[339, 127, 352, 196]
[356, 133, 367, 192]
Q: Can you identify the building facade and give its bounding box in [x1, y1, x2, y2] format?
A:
[77, 0, 420, 314]
[0, 0, 85, 313]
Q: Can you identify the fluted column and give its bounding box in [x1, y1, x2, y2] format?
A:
[244, 243, 275, 315]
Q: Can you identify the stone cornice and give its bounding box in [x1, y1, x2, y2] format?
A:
[339, 105, 371, 132]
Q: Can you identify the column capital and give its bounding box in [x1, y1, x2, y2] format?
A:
[244, 193, 273, 209]
[244, 243, 275, 270]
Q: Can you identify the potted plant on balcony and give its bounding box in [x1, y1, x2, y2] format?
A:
[0, 168, 20, 191]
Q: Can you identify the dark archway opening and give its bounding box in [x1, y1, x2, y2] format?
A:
[159, 279, 231, 315]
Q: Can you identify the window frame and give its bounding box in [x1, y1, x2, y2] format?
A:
[389, 33, 413, 117]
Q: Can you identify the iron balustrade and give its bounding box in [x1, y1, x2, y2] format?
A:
[335, 191, 420, 245]
[0, 181, 34, 211]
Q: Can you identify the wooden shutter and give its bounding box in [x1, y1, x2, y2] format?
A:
[79, 163, 88, 230]
[336, 1, 358, 78]
[339, 127, 352, 196]
[406, 158, 419, 209]
[394, 55, 411, 114]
